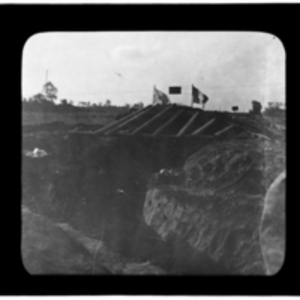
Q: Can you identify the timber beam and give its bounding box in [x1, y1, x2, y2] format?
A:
[177, 111, 199, 137]
[104, 105, 155, 135]
[152, 109, 184, 136]
[214, 124, 234, 136]
[130, 105, 173, 135]
[191, 118, 216, 136]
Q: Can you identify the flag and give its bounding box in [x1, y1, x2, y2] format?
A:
[153, 86, 170, 105]
[192, 85, 209, 105]
[169, 86, 182, 94]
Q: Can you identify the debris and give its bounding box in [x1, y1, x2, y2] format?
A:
[159, 169, 180, 176]
[247, 131, 271, 141]
[25, 148, 48, 158]
[70, 126, 82, 133]
[117, 189, 125, 195]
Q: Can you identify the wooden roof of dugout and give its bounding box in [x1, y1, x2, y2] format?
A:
[89, 104, 268, 140]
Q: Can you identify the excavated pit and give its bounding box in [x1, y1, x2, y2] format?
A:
[22, 129, 214, 274]
[22, 119, 285, 275]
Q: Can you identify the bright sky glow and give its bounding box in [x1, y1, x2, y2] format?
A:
[22, 31, 285, 111]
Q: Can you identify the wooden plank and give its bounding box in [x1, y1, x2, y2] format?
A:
[69, 130, 94, 135]
[104, 105, 156, 135]
[214, 124, 234, 136]
[130, 105, 173, 135]
[176, 111, 199, 137]
[191, 118, 216, 136]
[93, 105, 151, 134]
[152, 108, 185, 136]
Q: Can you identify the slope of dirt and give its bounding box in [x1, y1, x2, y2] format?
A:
[22, 205, 165, 275]
[22, 130, 212, 274]
[144, 139, 285, 274]
[22, 112, 285, 275]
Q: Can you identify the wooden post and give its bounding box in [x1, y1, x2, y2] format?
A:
[104, 105, 156, 135]
[214, 124, 234, 136]
[152, 108, 184, 136]
[191, 85, 194, 108]
[130, 105, 172, 135]
[191, 118, 215, 136]
[104, 105, 155, 135]
[176, 111, 199, 137]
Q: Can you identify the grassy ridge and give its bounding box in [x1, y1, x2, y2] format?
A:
[22, 109, 129, 126]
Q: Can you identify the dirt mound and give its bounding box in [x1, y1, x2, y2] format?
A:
[144, 139, 285, 274]
[22, 120, 285, 275]
[183, 139, 285, 195]
[22, 206, 165, 275]
[22, 133, 184, 273]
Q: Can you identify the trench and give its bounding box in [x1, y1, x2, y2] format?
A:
[22, 132, 213, 274]
[87, 136, 214, 272]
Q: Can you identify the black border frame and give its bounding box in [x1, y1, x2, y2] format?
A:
[2, 2, 296, 296]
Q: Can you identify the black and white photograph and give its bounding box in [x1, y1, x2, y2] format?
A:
[21, 31, 285, 276]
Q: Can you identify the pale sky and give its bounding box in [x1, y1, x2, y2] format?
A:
[22, 31, 285, 111]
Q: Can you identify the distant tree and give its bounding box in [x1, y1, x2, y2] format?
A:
[104, 99, 111, 107]
[34, 93, 50, 106]
[264, 102, 285, 117]
[24, 93, 55, 112]
[43, 81, 58, 102]
[268, 102, 275, 108]
[31, 93, 47, 103]
[232, 106, 239, 112]
[267, 102, 284, 109]
[132, 102, 144, 110]
[60, 99, 68, 105]
[23, 82, 59, 112]
[250, 100, 262, 115]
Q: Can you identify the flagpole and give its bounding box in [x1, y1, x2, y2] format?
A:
[191, 85, 194, 108]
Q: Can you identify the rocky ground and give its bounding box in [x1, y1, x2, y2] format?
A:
[22, 205, 164, 275]
[21, 113, 285, 275]
[144, 138, 285, 274]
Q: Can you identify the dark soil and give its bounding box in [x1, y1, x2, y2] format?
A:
[21, 114, 285, 274]
[22, 123, 213, 273]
